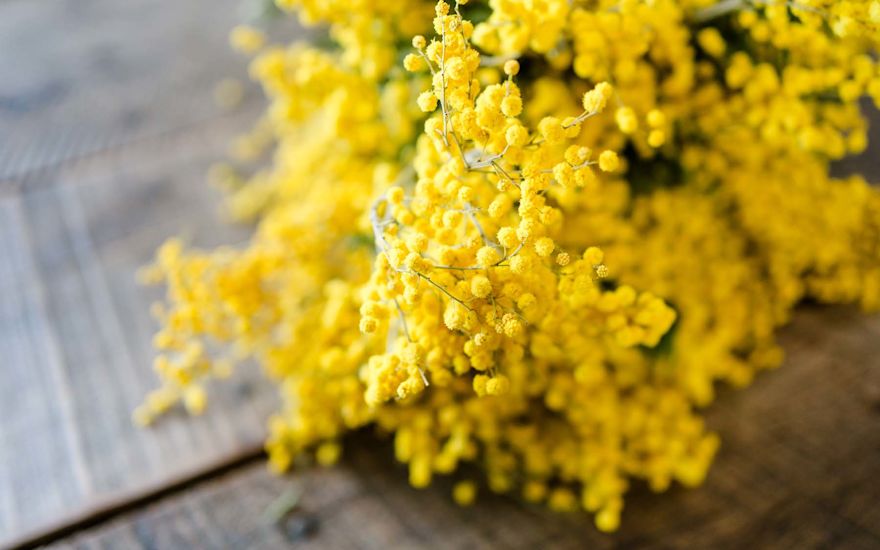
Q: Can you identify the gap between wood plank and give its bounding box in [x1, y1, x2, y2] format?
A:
[4, 446, 266, 550]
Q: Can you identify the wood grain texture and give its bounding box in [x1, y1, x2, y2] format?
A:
[0, 0, 303, 187]
[41, 307, 880, 550]
[0, 113, 280, 549]
[0, 0, 267, 183]
[0, 0, 303, 545]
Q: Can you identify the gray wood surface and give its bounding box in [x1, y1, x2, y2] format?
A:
[0, 0, 293, 545]
[0, 0, 267, 182]
[42, 308, 880, 549]
[0, 113, 280, 548]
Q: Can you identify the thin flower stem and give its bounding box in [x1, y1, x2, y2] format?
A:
[693, 0, 746, 22]
[417, 272, 473, 310]
[440, 26, 450, 147]
[496, 242, 523, 266]
[464, 202, 501, 249]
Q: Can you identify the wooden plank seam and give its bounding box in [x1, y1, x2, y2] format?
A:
[3, 449, 265, 550]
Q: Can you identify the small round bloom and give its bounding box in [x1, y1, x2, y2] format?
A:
[647, 109, 666, 128]
[615, 107, 638, 134]
[497, 227, 519, 248]
[183, 386, 207, 415]
[505, 124, 529, 146]
[584, 246, 604, 265]
[316, 442, 341, 466]
[697, 27, 726, 58]
[453, 481, 477, 506]
[445, 57, 467, 80]
[501, 95, 523, 117]
[403, 53, 424, 71]
[598, 151, 620, 172]
[538, 117, 565, 143]
[582, 81, 613, 112]
[556, 252, 571, 266]
[565, 145, 590, 165]
[535, 237, 555, 257]
[229, 25, 265, 54]
[360, 316, 379, 334]
[553, 162, 574, 187]
[417, 91, 439, 112]
[648, 130, 666, 148]
[476, 246, 502, 267]
[470, 275, 492, 298]
[486, 374, 510, 395]
[595, 507, 621, 533]
[387, 186, 405, 204]
[472, 374, 489, 396]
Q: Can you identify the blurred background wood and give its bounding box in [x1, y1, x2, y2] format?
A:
[0, 0, 263, 182]
[0, 0, 878, 549]
[0, 0, 283, 546]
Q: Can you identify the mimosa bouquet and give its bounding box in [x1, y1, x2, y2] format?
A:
[139, 0, 880, 532]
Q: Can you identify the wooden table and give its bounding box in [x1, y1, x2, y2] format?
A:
[1, 1, 879, 548]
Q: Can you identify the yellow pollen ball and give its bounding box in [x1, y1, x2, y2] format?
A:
[697, 27, 727, 58]
[403, 53, 424, 71]
[486, 374, 510, 395]
[506, 125, 529, 146]
[453, 481, 477, 506]
[497, 227, 519, 248]
[584, 246, 604, 265]
[595, 507, 621, 532]
[417, 91, 439, 112]
[387, 186, 405, 204]
[556, 252, 571, 266]
[476, 246, 502, 267]
[360, 316, 379, 334]
[183, 386, 207, 415]
[316, 442, 342, 466]
[501, 95, 523, 117]
[473, 374, 489, 396]
[583, 81, 613, 112]
[538, 117, 566, 143]
[229, 25, 265, 54]
[648, 130, 666, 148]
[647, 109, 666, 128]
[598, 151, 620, 172]
[470, 275, 492, 298]
[615, 107, 638, 134]
[535, 237, 555, 257]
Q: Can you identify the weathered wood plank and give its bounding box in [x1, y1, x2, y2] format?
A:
[0, 198, 90, 541]
[0, 0, 300, 183]
[0, 112, 279, 548]
[41, 307, 880, 549]
[0, 0, 240, 181]
[0, 0, 307, 544]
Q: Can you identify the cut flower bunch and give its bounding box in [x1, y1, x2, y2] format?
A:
[138, 0, 880, 532]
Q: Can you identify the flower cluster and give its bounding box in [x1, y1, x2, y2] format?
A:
[140, 0, 880, 532]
